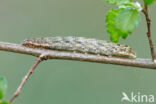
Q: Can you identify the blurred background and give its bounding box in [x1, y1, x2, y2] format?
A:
[0, 0, 156, 104]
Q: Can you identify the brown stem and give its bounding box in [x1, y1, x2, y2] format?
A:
[142, 4, 156, 61]
[9, 57, 43, 103]
[0, 42, 156, 69]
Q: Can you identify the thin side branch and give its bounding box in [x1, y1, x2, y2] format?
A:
[9, 57, 43, 103]
[0, 42, 156, 69]
[142, 4, 156, 61]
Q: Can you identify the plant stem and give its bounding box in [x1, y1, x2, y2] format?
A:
[10, 57, 43, 103]
[142, 4, 156, 61]
[0, 42, 156, 69]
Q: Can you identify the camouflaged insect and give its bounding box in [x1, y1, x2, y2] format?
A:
[22, 36, 136, 58]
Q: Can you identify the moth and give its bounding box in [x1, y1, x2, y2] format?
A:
[22, 36, 136, 58]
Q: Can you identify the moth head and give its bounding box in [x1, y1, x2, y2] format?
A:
[128, 48, 136, 58]
[113, 43, 136, 58]
[116, 46, 136, 58]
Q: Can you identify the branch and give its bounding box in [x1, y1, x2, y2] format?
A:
[142, 4, 156, 61]
[10, 57, 43, 103]
[0, 41, 156, 69]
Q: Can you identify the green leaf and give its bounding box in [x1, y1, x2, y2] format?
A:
[106, 9, 121, 42]
[0, 76, 7, 100]
[119, 2, 142, 12]
[115, 9, 140, 37]
[104, 0, 132, 5]
[106, 8, 140, 42]
[0, 101, 10, 104]
[0, 90, 3, 100]
[110, 33, 119, 42]
[144, 0, 155, 5]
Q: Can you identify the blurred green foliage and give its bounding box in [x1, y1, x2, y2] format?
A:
[0, 76, 9, 104]
[144, 0, 155, 5]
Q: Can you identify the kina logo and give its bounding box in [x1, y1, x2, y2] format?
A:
[121, 92, 155, 103]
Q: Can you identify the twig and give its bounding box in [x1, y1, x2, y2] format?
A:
[142, 4, 156, 61]
[0, 41, 156, 69]
[9, 56, 43, 103]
